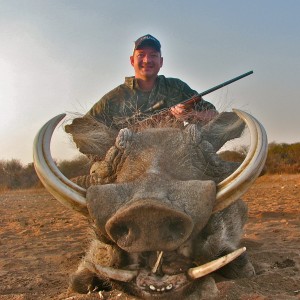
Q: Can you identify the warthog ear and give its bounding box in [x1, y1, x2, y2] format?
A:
[201, 112, 245, 151]
[65, 116, 118, 159]
[184, 112, 245, 150]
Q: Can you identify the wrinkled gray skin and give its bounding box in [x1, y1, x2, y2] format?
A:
[66, 113, 255, 299]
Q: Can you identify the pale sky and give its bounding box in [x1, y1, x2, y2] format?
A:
[1, 0, 299, 164]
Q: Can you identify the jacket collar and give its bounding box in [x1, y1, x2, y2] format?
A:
[124, 76, 162, 90]
[124, 76, 135, 89]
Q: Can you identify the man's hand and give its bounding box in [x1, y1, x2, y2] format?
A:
[170, 103, 218, 123]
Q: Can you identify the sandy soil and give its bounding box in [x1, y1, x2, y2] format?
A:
[0, 174, 299, 300]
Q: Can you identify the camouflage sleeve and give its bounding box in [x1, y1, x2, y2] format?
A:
[86, 94, 113, 125]
[85, 84, 127, 126]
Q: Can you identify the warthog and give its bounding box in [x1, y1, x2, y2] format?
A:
[33, 110, 267, 299]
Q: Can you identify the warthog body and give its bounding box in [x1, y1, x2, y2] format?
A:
[33, 111, 267, 299]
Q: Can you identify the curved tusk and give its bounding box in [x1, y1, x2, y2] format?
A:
[187, 247, 246, 280]
[214, 109, 268, 213]
[33, 114, 88, 216]
[93, 264, 138, 282]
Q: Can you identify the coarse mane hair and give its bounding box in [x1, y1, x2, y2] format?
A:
[64, 111, 186, 160]
[65, 110, 244, 162]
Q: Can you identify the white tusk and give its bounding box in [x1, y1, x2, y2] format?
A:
[152, 251, 164, 273]
[187, 247, 246, 280]
[214, 109, 268, 212]
[92, 264, 138, 282]
[33, 114, 88, 216]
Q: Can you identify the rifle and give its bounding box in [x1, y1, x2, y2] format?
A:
[143, 70, 253, 113]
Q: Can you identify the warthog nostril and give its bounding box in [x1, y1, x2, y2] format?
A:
[111, 223, 129, 239]
[110, 222, 139, 247]
[164, 219, 186, 241]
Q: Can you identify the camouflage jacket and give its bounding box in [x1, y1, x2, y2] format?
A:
[87, 75, 216, 128]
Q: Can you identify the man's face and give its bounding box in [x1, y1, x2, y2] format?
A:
[130, 47, 163, 80]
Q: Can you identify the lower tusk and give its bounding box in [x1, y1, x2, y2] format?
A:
[152, 251, 164, 273]
[187, 247, 246, 280]
[87, 262, 138, 282]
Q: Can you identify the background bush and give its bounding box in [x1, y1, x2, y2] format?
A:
[264, 142, 300, 174]
[0, 155, 91, 191]
[56, 155, 91, 179]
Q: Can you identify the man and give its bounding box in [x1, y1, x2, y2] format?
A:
[65, 34, 218, 160]
[87, 34, 218, 128]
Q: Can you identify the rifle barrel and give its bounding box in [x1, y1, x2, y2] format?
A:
[182, 70, 253, 106]
[144, 70, 253, 113]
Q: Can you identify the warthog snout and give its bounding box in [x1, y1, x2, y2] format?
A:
[106, 200, 194, 252]
[86, 179, 217, 253]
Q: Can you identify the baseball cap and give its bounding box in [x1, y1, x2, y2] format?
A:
[134, 34, 161, 52]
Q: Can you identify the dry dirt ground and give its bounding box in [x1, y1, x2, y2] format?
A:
[0, 174, 299, 300]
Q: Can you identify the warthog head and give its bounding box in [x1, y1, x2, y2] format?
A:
[33, 110, 267, 299]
